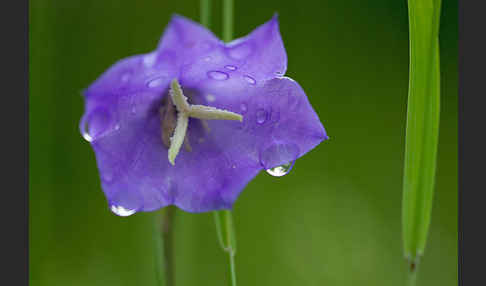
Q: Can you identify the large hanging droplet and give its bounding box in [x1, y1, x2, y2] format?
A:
[266, 161, 295, 177]
[260, 142, 300, 175]
[80, 108, 112, 142]
[109, 204, 136, 217]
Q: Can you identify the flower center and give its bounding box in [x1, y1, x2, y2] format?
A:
[160, 79, 243, 165]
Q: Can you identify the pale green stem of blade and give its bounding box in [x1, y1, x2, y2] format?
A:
[217, 1, 238, 286]
[153, 212, 166, 286]
[214, 210, 237, 286]
[402, 0, 442, 281]
[200, 0, 211, 28]
[222, 0, 234, 43]
[200, 1, 238, 285]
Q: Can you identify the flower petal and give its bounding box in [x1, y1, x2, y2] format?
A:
[176, 15, 287, 88]
[224, 14, 287, 79]
[156, 15, 222, 72]
[81, 15, 326, 214]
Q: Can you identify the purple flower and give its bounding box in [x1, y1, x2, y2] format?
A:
[80, 14, 328, 215]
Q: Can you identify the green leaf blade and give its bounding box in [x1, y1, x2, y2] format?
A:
[402, 0, 442, 264]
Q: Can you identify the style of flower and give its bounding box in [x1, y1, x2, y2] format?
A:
[80, 14, 328, 215]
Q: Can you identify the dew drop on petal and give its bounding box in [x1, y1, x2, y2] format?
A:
[225, 65, 237, 71]
[240, 103, 248, 114]
[143, 53, 157, 67]
[121, 72, 131, 82]
[260, 143, 300, 175]
[244, 75, 256, 85]
[102, 170, 113, 183]
[266, 161, 295, 177]
[110, 204, 136, 217]
[270, 109, 280, 123]
[80, 108, 112, 142]
[256, 108, 267, 124]
[207, 71, 229, 80]
[147, 76, 165, 88]
[206, 94, 216, 102]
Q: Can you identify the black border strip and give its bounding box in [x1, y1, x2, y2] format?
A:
[458, 0, 486, 285]
[2, 0, 29, 284]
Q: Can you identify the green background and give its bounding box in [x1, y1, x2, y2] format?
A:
[30, 0, 457, 285]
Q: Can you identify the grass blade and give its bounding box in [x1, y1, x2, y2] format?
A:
[402, 0, 442, 270]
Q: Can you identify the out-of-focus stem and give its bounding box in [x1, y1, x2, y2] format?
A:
[200, 0, 211, 28]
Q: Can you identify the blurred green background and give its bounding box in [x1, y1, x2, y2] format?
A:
[30, 0, 457, 285]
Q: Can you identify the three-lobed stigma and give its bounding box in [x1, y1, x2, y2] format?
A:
[165, 79, 243, 165]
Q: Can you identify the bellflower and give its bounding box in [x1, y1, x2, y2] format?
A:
[80, 14, 328, 215]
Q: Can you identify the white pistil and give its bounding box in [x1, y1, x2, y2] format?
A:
[188, 105, 242, 121]
[168, 113, 188, 165]
[167, 79, 243, 165]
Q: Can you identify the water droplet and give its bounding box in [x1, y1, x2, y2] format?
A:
[143, 53, 157, 67]
[114, 124, 120, 130]
[228, 43, 252, 60]
[204, 56, 212, 62]
[80, 108, 112, 142]
[270, 109, 280, 123]
[260, 143, 300, 172]
[240, 103, 248, 114]
[206, 94, 216, 102]
[256, 108, 267, 124]
[147, 76, 165, 88]
[110, 204, 136, 217]
[244, 75, 256, 85]
[121, 73, 131, 82]
[225, 65, 237, 71]
[102, 171, 113, 183]
[207, 71, 229, 80]
[266, 161, 294, 177]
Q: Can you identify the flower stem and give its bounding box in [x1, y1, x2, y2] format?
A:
[215, 2, 238, 286]
[162, 206, 176, 286]
[407, 264, 418, 286]
[153, 207, 176, 286]
[213, 210, 237, 286]
[222, 0, 234, 42]
[153, 211, 166, 286]
[200, 0, 211, 28]
[200, 1, 238, 285]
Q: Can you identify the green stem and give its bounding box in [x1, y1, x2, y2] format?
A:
[200, 1, 237, 285]
[407, 269, 418, 286]
[162, 206, 175, 286]
[200, 0, 211, 29]
[213, 210, 237, 286]
[222, 0, 234, 42]
[153, 207, 176, 286]
[153, 212, 166, 286]
[217, 2, 238, 285]
[406, 261, 419, 286]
